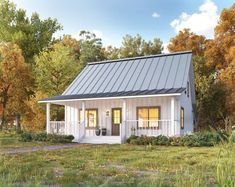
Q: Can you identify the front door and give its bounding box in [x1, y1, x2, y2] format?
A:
[112, 108, 122, 136]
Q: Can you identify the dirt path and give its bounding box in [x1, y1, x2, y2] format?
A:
[0, 143, 85, 155]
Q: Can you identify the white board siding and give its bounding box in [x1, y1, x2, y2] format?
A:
[179, 76, 194, 135]
[64, 96, 181, 137]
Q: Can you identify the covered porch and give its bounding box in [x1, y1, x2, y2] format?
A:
[45, 96, 181, 144]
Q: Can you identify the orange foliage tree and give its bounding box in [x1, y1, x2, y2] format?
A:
[0, 42, 34, 129]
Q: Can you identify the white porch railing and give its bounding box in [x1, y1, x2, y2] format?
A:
[50, 121, 65, 135]
[125, 120, 180, 138]
[49, 119, 180, 142]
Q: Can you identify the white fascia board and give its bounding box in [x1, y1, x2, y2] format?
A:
[38, 93, 182, 104]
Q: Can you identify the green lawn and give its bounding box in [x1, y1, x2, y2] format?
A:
[1, 142, 235, 187]
[0, 131, 56, 150]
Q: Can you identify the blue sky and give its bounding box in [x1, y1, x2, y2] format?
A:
[12, 0, 234, 52]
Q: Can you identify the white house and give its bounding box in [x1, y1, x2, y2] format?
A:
[39, 51, 196, 144]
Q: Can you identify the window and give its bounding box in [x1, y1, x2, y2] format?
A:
[113, 109, 121, 124]
[180, 107, 184, 129]
[187, 81, 190, 97]
[79, 109, 98, 128]
[137, 107, 160, 128]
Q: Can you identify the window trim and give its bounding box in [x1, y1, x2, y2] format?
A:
[79, 108, 98, 129]
[180, 107, 184, 129]
[136, 106, 161, 129]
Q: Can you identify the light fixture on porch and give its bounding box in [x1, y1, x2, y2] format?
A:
[106, 110, 110, 117]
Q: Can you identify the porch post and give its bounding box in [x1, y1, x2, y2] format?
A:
[81, 101, 86, 137]
[171, 97, 175, 136]
[46, 103, 51, 134]
[121, 99, 127, 142]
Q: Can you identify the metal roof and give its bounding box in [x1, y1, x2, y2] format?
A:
[40, 51, 192, 102]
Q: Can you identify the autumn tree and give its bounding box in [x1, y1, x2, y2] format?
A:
[168, 29, 227, 129]
[204, 3, 235, 122]
[168, 29, 206, 56]
[0, 42, 34, 129]
[119, 34, 163, 58]
[0, 0, 62, 64]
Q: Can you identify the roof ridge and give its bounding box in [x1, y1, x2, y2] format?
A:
[87, 50, 192, 65]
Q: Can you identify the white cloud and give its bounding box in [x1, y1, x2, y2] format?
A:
[152, 12, 160, 18]
[72, 29, 104, 40]
[170, 0, 219, 38]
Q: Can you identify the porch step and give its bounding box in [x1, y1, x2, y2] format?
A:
[79, 136, 122, 144]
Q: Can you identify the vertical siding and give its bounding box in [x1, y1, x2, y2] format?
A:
[64, 96, 177, 136]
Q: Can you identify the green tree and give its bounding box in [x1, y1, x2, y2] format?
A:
[0, 42, 34, 128]
[0, 0, 62, 64]
[35, 42, 78, 97]
[78, 30, 105, 67]
[119, 34, 163, 58]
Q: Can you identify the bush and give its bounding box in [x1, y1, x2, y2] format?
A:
[152, 135, 170, 145]
[169, 137, 181, 146]
[47, 134, 74, 143]
[33, 132, 48, 142]
[126, 131, 228, 147]
[19, 132, 33, 142]
[18, 132, 74, 143]
[230, 132, 235, 143]
[126, 135, 138, 143]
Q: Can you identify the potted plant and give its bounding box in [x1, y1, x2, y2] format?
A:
[101, 128, 107, 136]
[95, 128, 100, 136]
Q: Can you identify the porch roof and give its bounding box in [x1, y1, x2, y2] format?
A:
[40, 51, 192, 103]
[39, 88, 185, 102]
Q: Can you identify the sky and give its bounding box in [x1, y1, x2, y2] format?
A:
[12, 0, 234, 52]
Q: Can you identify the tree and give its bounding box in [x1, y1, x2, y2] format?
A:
[204, 3, 235, 122]
[102, 45, 120, 60]
[21, 91, 46, 132]
[0, 42, 34, 128]
[168, 28, 206, 56]
[78, 30, 105, 67]
[119, 34, 163, 58]
[35, 42, 79, 97]
[167, 29, 227, 129]
[0, 0, 62, 64]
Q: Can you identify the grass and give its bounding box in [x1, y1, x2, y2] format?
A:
[0, 142, 235, 186]
[0, 131, 57, 150]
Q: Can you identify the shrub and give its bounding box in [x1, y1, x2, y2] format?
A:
[126, 135, 138, 143]
[152, 135, 170, 145]
[169, 137, 181, 146]
[33, 132, 48, 142]
[47, 134, 74, 143]
[139, 135, 154, 145]
[19, 132, 33, 142]
[230, 132, 235, 143]
[126, 131, 227, 147]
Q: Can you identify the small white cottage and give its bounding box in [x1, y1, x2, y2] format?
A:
[39, 51, 196, 144]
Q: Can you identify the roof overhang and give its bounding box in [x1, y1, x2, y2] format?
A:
[39, 89, 184, 104]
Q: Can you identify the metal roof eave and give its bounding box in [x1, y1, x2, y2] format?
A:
[38, 92, 182, 104]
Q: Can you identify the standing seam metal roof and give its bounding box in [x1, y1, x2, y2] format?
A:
[41, 51, 192, 101]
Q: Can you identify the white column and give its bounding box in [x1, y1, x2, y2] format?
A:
[46, 103, 51, 134]
[81, 101, 86, 137]
[171, 97, 175, 136]
[121, 99, 127, 142]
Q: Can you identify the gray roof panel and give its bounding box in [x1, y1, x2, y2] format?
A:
[42, 51, 193, 101]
